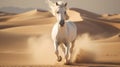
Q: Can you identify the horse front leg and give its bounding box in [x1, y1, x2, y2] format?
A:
[69, 40, 75, 63]
[60, 44, 66, 54]
[54, 41, 62, 62]
[64, 42, 70, 64]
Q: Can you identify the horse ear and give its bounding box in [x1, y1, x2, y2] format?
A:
[65, 2, 67, 6]
[56, 2, 59, 6]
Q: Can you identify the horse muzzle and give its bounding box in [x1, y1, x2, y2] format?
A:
[59, 20, 65, 27]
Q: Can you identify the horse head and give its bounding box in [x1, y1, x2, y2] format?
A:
[48, 0, 69, 27]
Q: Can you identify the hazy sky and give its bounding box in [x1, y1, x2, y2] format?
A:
[0, 0, 120, 14]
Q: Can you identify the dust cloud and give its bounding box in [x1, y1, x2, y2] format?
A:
[27, 33, 95, 65]
[27, 35, 56, 65]
[72, 33, 95, 63]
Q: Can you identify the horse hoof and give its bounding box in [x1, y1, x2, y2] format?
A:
[64, 61, 72, 65]
[57, 56, 62, 62]
[64, 62, 71, 65]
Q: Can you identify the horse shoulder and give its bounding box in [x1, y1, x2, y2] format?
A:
[51, 23, 59, 40]
[66, 21, 77, 32]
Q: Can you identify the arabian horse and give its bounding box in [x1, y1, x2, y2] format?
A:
[48, 0, 77, 64]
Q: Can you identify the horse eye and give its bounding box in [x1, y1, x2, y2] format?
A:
[57, 11, 59, 14]
[64, 11, 66, 14]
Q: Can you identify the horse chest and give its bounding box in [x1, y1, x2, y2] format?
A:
[56, 29, 68, 42]
[52, 22, 77, 43]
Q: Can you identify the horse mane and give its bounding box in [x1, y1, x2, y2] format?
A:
[47, 0, 56, 16]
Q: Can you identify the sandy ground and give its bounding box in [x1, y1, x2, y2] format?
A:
[0, 8, 120, 67]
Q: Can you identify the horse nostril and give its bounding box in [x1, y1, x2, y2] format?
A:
[59, 20, 65, 27]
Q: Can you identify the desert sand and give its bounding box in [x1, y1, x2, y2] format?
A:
[0, 8, 120, 67]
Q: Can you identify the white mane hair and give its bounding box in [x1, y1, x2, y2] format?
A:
[47, 0, 68, 16]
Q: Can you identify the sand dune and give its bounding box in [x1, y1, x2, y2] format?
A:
[0, 12, 15, 22]
[0, 8, 120, 66]
[8, 9, 53, 21]
[0, 11, 15, 16]
[1, 24, 53, 35]
[102, 14, 120, 20]
[0, 9, 83, 28]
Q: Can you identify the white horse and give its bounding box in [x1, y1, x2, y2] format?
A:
[48, 0, 77, 64]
